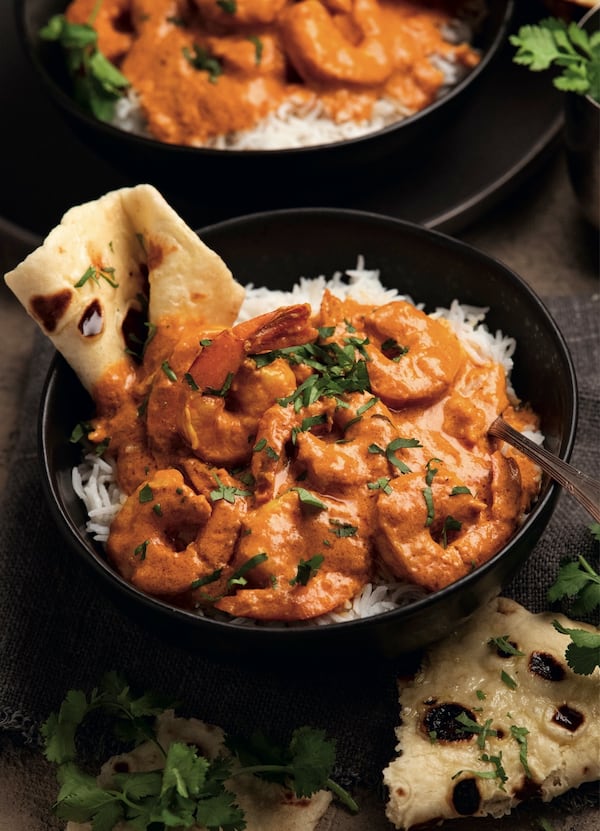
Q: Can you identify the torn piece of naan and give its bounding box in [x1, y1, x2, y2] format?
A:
[383, 596, 600, 829]
[65, 709, 332, 831]
[4, 185, 244, 395]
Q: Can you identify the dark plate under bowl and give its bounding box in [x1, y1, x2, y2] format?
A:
[39, 208, 577, 665]
[17, 0, 513, 201]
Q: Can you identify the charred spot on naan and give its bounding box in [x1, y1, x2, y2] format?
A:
[4, 184, 245, 396]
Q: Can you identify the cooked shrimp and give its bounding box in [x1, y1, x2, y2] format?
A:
[179, 304, 317, 467]
[192, 0, 290, 26]
[106, 468, 213, 597]
[296, 394, 402, 495]
[279, 0, 392, 87]
[374, 452, 522, 592]
[250, 397, 337, 504]
[215, 490, 372, 620]
[442, 361, 510, 449]
[363, 300, 464, 408]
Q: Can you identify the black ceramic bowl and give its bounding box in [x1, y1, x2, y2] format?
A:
[17, 0, 513, 203]
[39, 208, 577, 665]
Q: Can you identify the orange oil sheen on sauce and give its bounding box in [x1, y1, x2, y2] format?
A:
[65, 0, 481, 145]
[84, 292, 541, 622]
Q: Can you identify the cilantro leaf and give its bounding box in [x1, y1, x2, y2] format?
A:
[287, 726, 335, 796]
[553, 619, 600, 675]
[194, 791, 245, 830]
[547, 554, 600, 616]
[40, 15, 129, 120]
[43, 676, 359, 829]
[289, 554, 324, 587]
[510, 17, 600, 102]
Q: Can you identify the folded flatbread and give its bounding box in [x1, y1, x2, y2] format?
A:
[4, 185, 244, 394]
[66, 709, 332, 831]
[384, 596, 600, 829]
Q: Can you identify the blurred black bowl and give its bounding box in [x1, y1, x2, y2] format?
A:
[564, 4, 600, 231]
[39, 207, 577, 665]
[17, 0, 513, 202]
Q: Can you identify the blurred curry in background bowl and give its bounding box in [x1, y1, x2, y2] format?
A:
[3, 189, 577, 663]
[16, 0, 513, 196]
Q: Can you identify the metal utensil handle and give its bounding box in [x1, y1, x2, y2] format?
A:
[489, 417, 600, 523]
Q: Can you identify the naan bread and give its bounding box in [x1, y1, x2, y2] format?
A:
[66, 709, 332, 831]
[4, 185, 244, 394]
[384, 596, 600, 829]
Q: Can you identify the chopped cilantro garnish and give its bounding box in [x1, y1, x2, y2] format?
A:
[74, 264, 119, 289]
[289, 554, 324, 586]
[161, 361, 177, 382]
[510, 724, 531, 777]
[422, 486, 434, 527]
[386, 437, 420, 473]
[381, 338, 409, 361]
[500, 670, 518, 690]
[441, 515, 461, 548]
[329, 519, 358, 538]
[455, 713, 498, 749]
[227, 553, 268, 587]
[291, 487, 327, 511]
[139, 483, 153, 503]
[204, 371, 234, 397]
[368, 477, 392, 495]
[488, 635, 525, 657]
[182, 44, 223, 83]
[247, 34, 263, 65]
[210, 474, 252, 504]
[451, 485, 472, 496]
[134, 540, 149, 560]
[425, 457, 441, 486]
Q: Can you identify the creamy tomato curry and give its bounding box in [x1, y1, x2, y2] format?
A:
[84, 293, 541, 622]
[64, 0, 481, 145]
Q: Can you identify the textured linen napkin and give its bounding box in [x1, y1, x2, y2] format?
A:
[0, 294, 598, 790]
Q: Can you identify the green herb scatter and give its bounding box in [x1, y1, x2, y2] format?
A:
[41, 673, 358, 829]
[39, 14, 129, 120]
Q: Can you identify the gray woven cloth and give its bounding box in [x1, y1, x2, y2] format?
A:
[1, 294, 598, 788]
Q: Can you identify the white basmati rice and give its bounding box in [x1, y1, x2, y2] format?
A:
[73, 260, 540, 625]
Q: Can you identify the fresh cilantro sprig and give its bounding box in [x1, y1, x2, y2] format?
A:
[41, 671, 171, 765]
[510, 17, 600, 102]
[546, 524, 600, 675]
[547, 552, 600, 615]
[40, 12, 130, 120]
[42, 674, 358, 830]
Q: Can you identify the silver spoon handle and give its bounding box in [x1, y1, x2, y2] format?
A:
[489, 416, 600, 523]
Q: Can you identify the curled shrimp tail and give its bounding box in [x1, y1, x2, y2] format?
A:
[186, 303, 316, 391]
[235, 302, 317, 352]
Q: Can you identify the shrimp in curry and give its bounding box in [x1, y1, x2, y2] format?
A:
[61, 0, 483, 147]
[91, 291, 541, 622]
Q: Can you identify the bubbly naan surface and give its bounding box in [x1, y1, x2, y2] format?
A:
[4, 184, 244, 394]
[384, 596, 600, 829]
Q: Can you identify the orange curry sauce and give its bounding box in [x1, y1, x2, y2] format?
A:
[86, 294, 541, 622]
[65, 0, 481, 145]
